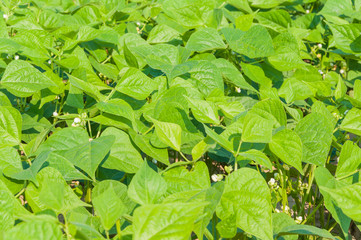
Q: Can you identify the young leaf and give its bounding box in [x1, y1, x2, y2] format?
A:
[133, 203, 206, 240]
[128, 162, 167, 205]
[92, 180, 128, 230]
[340, 108, 361, 136]
[116, 68, 158, 100]
[1, 60, 56, 97]
[152, 119, 182, 151]
[216, 168, 273, 240]
[269, 129, 303, 174]
[101, 127, 143, 173]
[124, 41, 139, 68]
[186, 28, 226, 52]
[0, 106, 22, 147]
[295, 113, 333, 166]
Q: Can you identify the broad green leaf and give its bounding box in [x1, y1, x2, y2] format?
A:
[272, 213, 297, 240]
[321, 182, 361, 222]
[186, 28, 226, 52]
[328, 23, 361, 53]
[278, 78, 314, 103]
[1, 60, 56, 97]
[101, 127, 143, 173]
[185, 96, 219, 124]
[26, 167, 89, 213]
[216, 168, 273, 240]
[188, 60, 224, 96]
[0, 147, 23, 193]
[295, 113, 333, 166]
[340, 108, 361, 136]
[128, 162, 167, 205]
[152, 119, 182, 151]
[116, 68, 158, 100]
[312, 101, 337, 129]
[68, 74, 105, 102]
[4, 220, 63, 240]
[5, 151, 49, 185]
[269, 129, 303, 174]
[277, 224, 338, 240]
[315, 167, 350, 239]
[124, 41, 139, 68]
[96, 99, 136, 125]
[251, 99, 287, 127]
[242, 111, 273, 143]
[204, 125, 234, 153]
[238, 149, 272, 170]
[336, 141, 361, 181]
[92, 180, 128, 230]
[129, 130, 170, 165]
[0, 106, 22, 147]
[147, 24, 181, 44]
[66, 135, 115, 180]
[163, 162, 210, 194]
[133, 203, 206, 240]
[223, 25, 275, 58]
[240, 62, 272, 87]
[256, 10, 291, 32]
[162, 0, 216, 28]
[212, 58, 256, 92]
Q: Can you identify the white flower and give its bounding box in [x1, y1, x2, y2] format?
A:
[211, 174, 219, 182]
[275, 208, 280, 213]
[74, 117, 81, 123]
[136, 22, 141, 26]
[340, 69, 345, 74]
[305, 10, 310, 14]
[295, 216, 302, 224]
[52, 112, 58, 117]
[152, 159, 158, 164]
[318, 69, 324, 75]
[235, 87, 241, 93]
[268, 178, 276, 186]
[3, 14, 8, 19]
[284, 205, 290, 212]
[48, 60, 52, 64]
[317, 43, 322, 48]
[14, 55, 19, 60]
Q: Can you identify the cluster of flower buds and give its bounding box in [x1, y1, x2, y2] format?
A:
[211, 174, 223, 182]
[295, 216, 303, 224]
[268, 178, 279, 189]
[297, 179, 308, 192]
[72, 113, 87, 127]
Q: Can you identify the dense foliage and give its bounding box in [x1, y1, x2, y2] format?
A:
[0, 0, 361, 239]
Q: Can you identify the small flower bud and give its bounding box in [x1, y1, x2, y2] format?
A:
[14, 55, 19, 60]
[318, 69, 324, 75]
[235, 87, 241, 93]
[152, 159, 158, 164]
[268, 178, 276, 186]
[317, 43, 322, 48]
[71, 123, 77, 127]
[89, 138, 93, 142]
[3, 14, 8, 19]
[211, 174, 218, 182]
[295, 216, 302, 224]
[52, 112, 58, 117]
[74, 117, 81, 123]
[305, 10, 310, 14]
[340, 69, 345, 74]
[48, 60, 52, 64]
